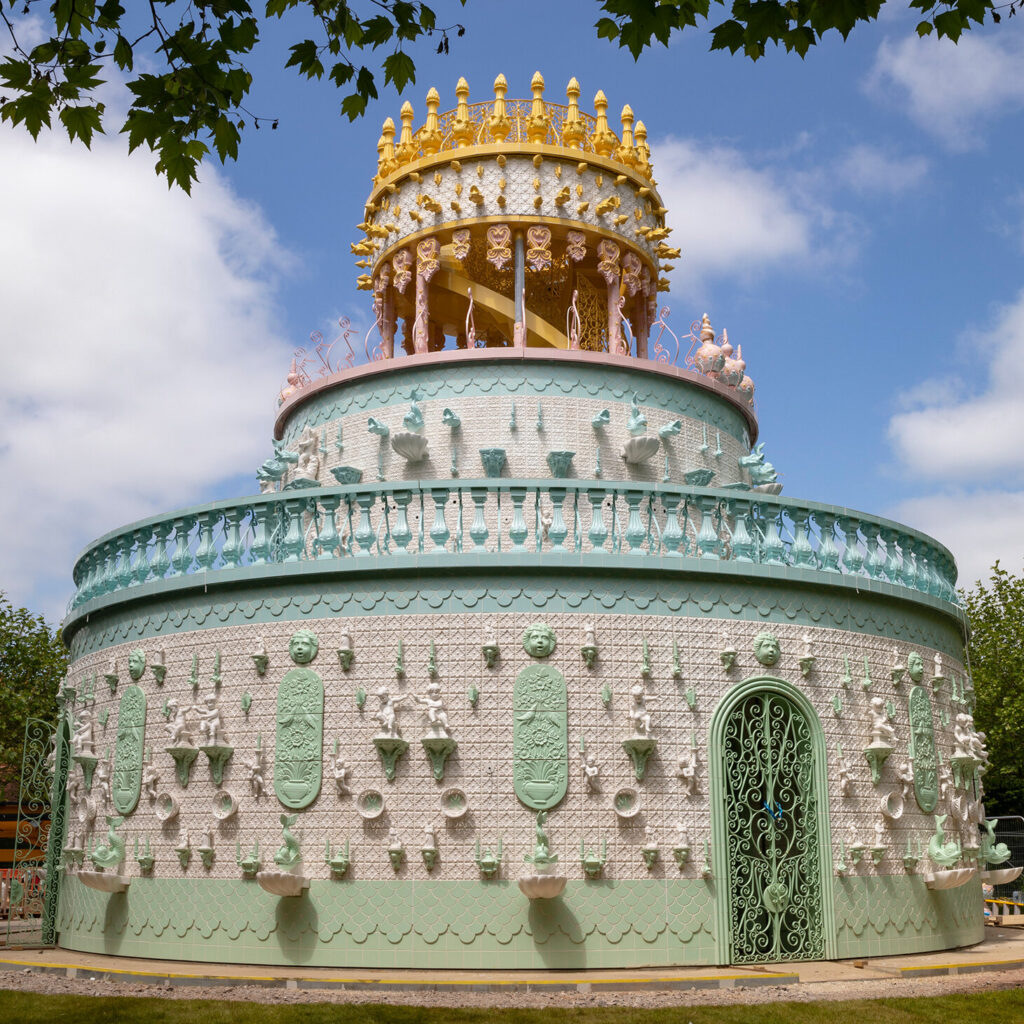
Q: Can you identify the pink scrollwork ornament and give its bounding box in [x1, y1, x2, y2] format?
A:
[486, 224, 512, 271]
[596, 239, 620, 285]
[650, 306, 680, 365]
[621, 252, 642, 298]
[392, 249, 413, 294]
[416, 238, 440, 281]
[451, 228, 471, 262]
[526, 226, 552, 272]
[565, 230, 586, 263]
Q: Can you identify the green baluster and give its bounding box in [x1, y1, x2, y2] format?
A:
[130, 528, 151, 586]
[149, 522, 172, 579]
[548, 487, 568, 550]
[881, 528, 901, 582]
[862, 523, 885, 579]
[391, 490, 413, 551]
[661, 492, 684, 555]
[429, 488, 450, 550]
[897, 534, 916, 589]
[315, 494, 342, 559]
[170, 517, 196, 576]
[354, 493, 376, 555]
[815, 512, 840, 572]
[760, 508, 786, 565]
[220, 507, 245, 568]
[280, 497, 307, 561]
[728, 499, 754, 561]
[624, 490, 646, 550]
[573, 491, 583, 553]
[913, 539, 932, 594]
[115, 535, 133, 590]
[587, 487, 608, 551]
[839, 517, 863, 575]
[469, 487, 489, 548]
[194, 511, 219, 571]
[250, 503, 274, 564]
[789, 509, 815, 568]
[696, 496, 721, 559]
[508, 486, 528, 551]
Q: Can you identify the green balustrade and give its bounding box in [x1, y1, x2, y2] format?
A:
[66, 479, 963, 619]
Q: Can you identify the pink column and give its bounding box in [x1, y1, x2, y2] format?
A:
[413, 238, 440, 355]
[597, 240, 624, 355]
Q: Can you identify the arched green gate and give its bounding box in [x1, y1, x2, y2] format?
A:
[710, 678, 835, 964]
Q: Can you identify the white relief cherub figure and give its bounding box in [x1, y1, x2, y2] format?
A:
[243, 748, 265, 798]
[581, 750, 601, 792]
[194, 692, 227, 746]
[868, 696, 896, 747]
[629, 683, 653, 737]
[897, 760, 915, 803]
[677, 747, 698, 796]
[413, 682, 450, 738]
[95, 758, 111, 805]
[333, 755, 352, 796]
[294, 425, 321, 480]
[373, 686, 408, 738]
[142, 762, 160, 800]
[164, 698, 194, 746]
[72, 707, 95, 757]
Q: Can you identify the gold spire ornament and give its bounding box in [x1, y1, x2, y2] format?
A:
[488, 73, 511, 142]
[634, 120, 652, 179]
[615, 105, 637, 168]
[452, 77, 474, 148]
[526, 71, 551, 144]
[396, 101, 416, 165]
[379, 117, 397, 179]
[562, 77, 585, 150]
[420, 87, 443, 155]
[591, 91, 618, 157]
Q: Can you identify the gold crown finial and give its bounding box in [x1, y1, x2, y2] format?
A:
[562, 76, 585, 150]
[634, 119, 652, 179]
[591, 90, 617, 158]
[615, 104, 637, 168]
[396, 100, 416, 165]
[378, 116, 398, 179]
[421, 87, 442, 156]
[489, 72, 511, 143]
[452, 76, 473, 148]
[527, 70, 550, 144]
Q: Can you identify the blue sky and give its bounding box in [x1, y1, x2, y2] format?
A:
[2, 3, 1023, 625]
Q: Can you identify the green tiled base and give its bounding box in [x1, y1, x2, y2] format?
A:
[58, 876, 716, 969]
[57, 873, 982, 968]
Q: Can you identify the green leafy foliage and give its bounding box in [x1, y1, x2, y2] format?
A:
[0, 593, 67, 794]
[963, 563, 1024, 817]
[0, 1, 1007, 192]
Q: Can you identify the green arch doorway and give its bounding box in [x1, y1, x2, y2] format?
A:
[708, 676, 836, 964]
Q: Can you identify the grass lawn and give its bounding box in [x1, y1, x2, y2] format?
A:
[1, 989, 1023, 1023]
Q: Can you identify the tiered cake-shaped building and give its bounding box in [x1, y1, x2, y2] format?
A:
[54, 73, 999, 969]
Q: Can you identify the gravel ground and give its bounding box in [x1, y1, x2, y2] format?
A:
[1, 966, 1023, 1008]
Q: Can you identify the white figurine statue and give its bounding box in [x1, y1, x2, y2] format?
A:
[142, 763, 160, 801]
[244, 748, 265, 798]
[868, 696, 896, 747]
[194, 692, 227, 746]
[629, 683, 653, 737]
[413, 682, 450, 738]
[333, 755, 351, 796]
[72, 708, 95, 757]
[294, 425, 321, 480]
[95, 759, 111, 805]
[373, 687, 408, 738]
[677, 747, 698, 796]
[898, 760, 914, 802]
[581, 750, 601, 792]
[165, 698, 194, 746]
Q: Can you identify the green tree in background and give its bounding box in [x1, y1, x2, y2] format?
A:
[0, 1, 1012, 191]
[964, 564, 1024, 818]
[0, 592, 66, 794]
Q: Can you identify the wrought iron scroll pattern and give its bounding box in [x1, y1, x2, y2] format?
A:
[722, 692, 824, 964]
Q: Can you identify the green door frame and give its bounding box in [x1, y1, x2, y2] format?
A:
[707, 675, 836, 965]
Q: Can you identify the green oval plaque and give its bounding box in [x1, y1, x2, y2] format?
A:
[112, 684, 146, 815]
[274, 667, 324, 810]
[909, 685, 938, 813]
[513, 665, 568, 811]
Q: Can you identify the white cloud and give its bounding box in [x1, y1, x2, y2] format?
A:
[835, 144, 928, 194]
[651, 136, 829, 298]
[888, 289, 1024, 482]
[0, 127, 294, 625]
[866, 32, 1024, 150]
[886, 490, 1024, 591]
